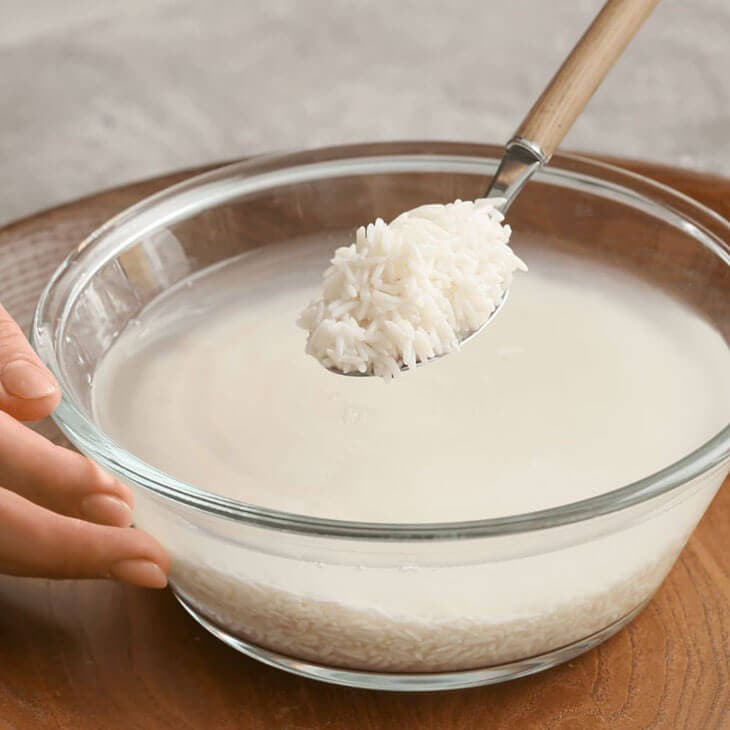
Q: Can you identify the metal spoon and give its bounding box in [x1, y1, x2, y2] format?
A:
[331, 0, 660, 377]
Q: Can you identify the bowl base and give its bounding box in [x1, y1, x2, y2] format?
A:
[174, 592, 649, 692]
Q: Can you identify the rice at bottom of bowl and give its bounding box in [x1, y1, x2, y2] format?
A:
[169, 542, 681, 673]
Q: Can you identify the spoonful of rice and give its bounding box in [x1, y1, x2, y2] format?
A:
[299, 0, 660, 379]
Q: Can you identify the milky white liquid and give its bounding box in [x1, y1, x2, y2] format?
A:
[93, 239, 729, 522]
[91, 237, 730, 672]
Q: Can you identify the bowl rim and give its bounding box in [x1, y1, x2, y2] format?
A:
[32, 141, 730, 540]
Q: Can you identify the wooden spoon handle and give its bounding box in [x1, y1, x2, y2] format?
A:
[514, 0, 661, 161]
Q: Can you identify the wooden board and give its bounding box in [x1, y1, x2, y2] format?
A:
[0, 157, 728, 729]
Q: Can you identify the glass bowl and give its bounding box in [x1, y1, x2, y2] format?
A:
[32, 142, 730, 691]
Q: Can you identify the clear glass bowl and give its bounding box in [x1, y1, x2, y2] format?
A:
[32, 142, 730, 691]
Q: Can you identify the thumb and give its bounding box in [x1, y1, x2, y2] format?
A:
[0, 303, 61, 421]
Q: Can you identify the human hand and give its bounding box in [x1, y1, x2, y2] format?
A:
[0, 303, 170, 588]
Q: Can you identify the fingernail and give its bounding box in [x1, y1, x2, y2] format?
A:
[109, 559, 168, 589]
[0, 360, 57, 400]
[80, 494, 132, 527]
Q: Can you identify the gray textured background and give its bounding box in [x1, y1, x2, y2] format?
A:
[1, 0, 728, 227]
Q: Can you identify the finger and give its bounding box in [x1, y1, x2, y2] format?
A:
[0, 411, 134, 526]
[0, 487, 169, 587]
[0, 304, 61, 421]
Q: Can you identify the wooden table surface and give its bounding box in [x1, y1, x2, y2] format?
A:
[0, 157, 728, 730]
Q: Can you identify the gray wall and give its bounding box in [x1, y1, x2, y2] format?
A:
[1, 0, 728, 226]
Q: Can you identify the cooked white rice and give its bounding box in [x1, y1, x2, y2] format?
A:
[298, 198, 526, 379]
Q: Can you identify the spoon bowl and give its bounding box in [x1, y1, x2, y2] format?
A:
[326, 288, 511, 377]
